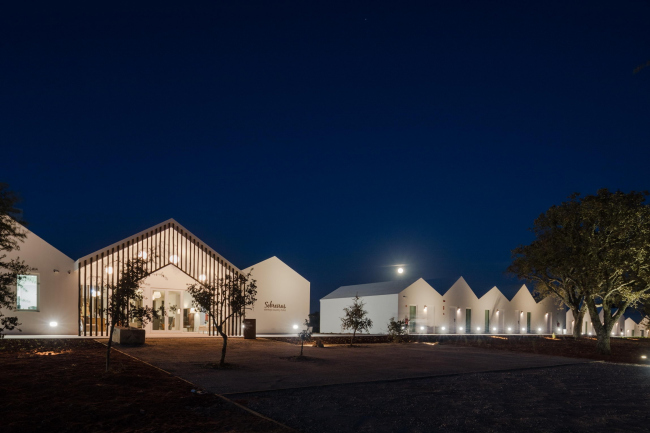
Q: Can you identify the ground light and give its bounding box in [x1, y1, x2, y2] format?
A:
[293, 324, 299, 330]
[441, 326, 446, 330]
[522, 328, 526, 332]
[642, 355, 647, 359]
[49, 321, 57, 327]
[507, 327, 511, 331]
[493, 327, 497, 331]
[169, 255, 179, 264]
[420, 326, 424, 331]
[105, 266, 113, 274]
[476, 327, 481, 331]
[459, 327, 463, 331]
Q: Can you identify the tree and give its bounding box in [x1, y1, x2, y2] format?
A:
[186, 271, 257, 366]
[103, 254, 158, 371]
[511, 189, 650, 354]
[571, 190, 650, 354]
[297, 318, 312, 356]
[340, 294, 373, 346]
[307, 310, 320, 333]
[387, 317, 408, 343]
[0, 184, 34, 339]
[508, 194, 587, 338]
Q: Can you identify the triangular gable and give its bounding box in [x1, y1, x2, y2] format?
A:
[441, 276, 480, 301]
[510, 284, 536, 303]
[75, 219, 239, 272]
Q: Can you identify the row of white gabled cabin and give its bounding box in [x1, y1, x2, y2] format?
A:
[566, 309, 650, 338]
[320, 276, 567, 335]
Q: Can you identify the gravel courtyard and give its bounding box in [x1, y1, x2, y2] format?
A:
[234, 362, 650, 433]
[117, 338, 650, 432]
[117, 338, 588, 394]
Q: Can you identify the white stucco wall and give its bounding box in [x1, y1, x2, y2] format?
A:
[397, 278, 442, 333]
[243, 256, 310, 334]
[320, 294, 398, 334]
[2, 228, 77, 335]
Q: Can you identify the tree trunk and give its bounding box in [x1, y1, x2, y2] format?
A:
[106, 322, 116, 372]
[350, 328, 356, 347]
[596, 330, 611, 355]
[571, 308, 585, 339]
[217, 325, 228, 366]
[300, 340, 304, 356]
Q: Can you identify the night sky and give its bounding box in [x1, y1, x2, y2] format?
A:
[2, 1, 649, 312]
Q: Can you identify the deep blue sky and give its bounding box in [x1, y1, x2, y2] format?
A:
[2, 1, 649, 312]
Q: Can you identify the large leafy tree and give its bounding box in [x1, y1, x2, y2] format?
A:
[511, 189, 650, 354]
[340, 294, 373, 346]
[574, 190, 650, 354]
[186, 271, 257, 366]
[508, 194, 586, 338]
[0, 184, 34, 338]
[103, 253, 158, 371]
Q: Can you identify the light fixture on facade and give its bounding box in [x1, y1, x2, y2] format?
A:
[199, 274, 206, 282]
[177, 309, 181, 314]
[105, 266, 113, 274]
[242, 324, 246, 329]
[169, 255, 179, 264]
[423, 305, 427, 312]
[138, 251, 148, 260]
[49, 321, 58, 327]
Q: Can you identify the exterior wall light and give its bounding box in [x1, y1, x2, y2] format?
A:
[169, 255, 179, 264]
[242, 324, 246, 329]
[105, 266, 113, 274]
[177, 309, 181, 314]
[293, 324, 299, 330]
[199, 274, 206, 282]
[423, 306, 427, 312]
[49, 321, 58, 327]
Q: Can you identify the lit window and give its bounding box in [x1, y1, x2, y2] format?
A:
[17, 275, 38, 311]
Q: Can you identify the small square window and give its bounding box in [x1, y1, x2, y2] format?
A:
[17, 275, 38, 311]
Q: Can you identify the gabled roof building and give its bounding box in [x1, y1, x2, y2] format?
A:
[3, 219, 310, 336]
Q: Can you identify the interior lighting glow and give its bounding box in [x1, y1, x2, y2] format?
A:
[138, 251, 148, 259]
[293, 324, 299, 330]
[397, 267, 404, 274]
[49, 321, 57, 327]
[169, 255, 179, 264]
[105, 266, 113, 274]
[199, 274, 206, 282]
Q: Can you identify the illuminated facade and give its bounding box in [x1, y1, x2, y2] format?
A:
[2, 219, 310, 336]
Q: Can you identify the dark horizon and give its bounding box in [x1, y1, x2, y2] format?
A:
[3, 1, 649, 313]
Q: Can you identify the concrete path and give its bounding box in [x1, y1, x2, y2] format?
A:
[117, 338, 589, 395]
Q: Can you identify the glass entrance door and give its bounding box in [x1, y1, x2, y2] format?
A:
[151, 290, 182, 331]
[409, 306, 416, 333]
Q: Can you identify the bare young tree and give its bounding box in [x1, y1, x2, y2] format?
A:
[0, 183, 35, 339]
[103, 254, 158, 371]
[297, 318, 312, 357]
[186, 271, 257, 366]
[341, 294, 373, 346]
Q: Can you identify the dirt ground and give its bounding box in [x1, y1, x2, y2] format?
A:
[0, 339, 290, 433]
[273, 334, 650, 364]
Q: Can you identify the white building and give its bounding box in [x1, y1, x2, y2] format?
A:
[2, 219, 310, 336]
[566, 308, 649, 337]
[321, 276, 566, 335]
